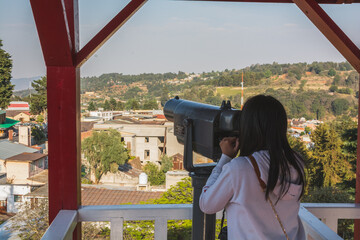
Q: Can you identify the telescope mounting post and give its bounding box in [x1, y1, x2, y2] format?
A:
[183, 118, 216, 240]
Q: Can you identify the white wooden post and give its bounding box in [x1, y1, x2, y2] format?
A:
[110, 217, 124, 240]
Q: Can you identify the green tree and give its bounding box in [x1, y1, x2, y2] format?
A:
[309, 124, 354, 187]
[160, 87, 170, 106]
[30, 76, 47, 115]
[143, 99, 158, 110]
[0, 40, 14, 109]
[36, 115, 44, 123]
[32, 126, 46, 144]
[332, 74, 341, 85]
[116, 101, 124, 111]
[125, 178, 193, 240]
[125, 99, 139, 110]
[143, 156, 173, 186]
[109, 98, 117, 110]
[329, 85, 338, 92]
[103, 100, 111, 111]
[331, 98, 349, 116]
[82, 129, 130, 184]
[160, 154, 173, 173]
[88, 101, 95, 111]
[144, 162, 165, 185]
[328, 68, 336, 77]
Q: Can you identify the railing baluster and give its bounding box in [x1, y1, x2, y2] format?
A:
[110, 217, 124, 240]
[154, 218, 167, 240]
[322, 218, 338, 234]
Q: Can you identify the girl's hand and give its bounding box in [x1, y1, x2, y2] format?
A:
[220, 137, 240, 159]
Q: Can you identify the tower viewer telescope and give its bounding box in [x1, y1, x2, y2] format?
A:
[164, 96, 241, 172]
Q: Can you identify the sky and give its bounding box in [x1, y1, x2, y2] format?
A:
[0, 0, 359, 79]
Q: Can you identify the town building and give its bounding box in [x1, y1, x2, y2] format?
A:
[5, 111, 31, 123]
[94, 121, 183, 165]
[6, 101, 30, 111]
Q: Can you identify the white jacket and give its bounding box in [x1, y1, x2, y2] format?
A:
[199, 150, 306, 240]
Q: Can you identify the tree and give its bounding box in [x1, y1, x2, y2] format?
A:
[125, 178, 193, 240]
[331, 98, 349, 116]
[329, 85, 338, 92]
[309, 124, 354, 187]
[30, 76, 47, 115]
[0, 39, 14, 109]
[109, 98, 117, 110]
[88, 101, 95, 111]
[160, 155, 173, 173]
[116, 101, 124, 111]
[144, 162, 165, 185]
[144, 155, 173, 186]
[82, 129, 130, 184]
[125, 99, 139, 110]
[328, 68, 336, 77]
[153, 177, 192, 204]
[143, 99, 158, 110]
[6, 198, 49, 239]
[6, 198, 109, 239]
[103, 100, 111, 110]
[332, 74, 340, 85]
[32, 126, 46, 144]
[36, 115, 44, 123]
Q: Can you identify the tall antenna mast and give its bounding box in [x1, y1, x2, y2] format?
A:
[241, 71, 244, 110]
[29, 81, 32, 99]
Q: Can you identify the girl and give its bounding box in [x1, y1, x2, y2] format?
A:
[200, 95, 306, 240]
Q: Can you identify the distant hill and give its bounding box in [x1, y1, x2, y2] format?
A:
[13, 89, 37, 98]
[80, 61, 358, 120]
[11, 76, 42, 91]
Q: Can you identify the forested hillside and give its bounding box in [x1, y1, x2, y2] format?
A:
[80, 61, 359, 120]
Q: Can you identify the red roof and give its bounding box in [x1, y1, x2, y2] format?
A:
[8, 104, 29, 108]
[156, 115, 166, 119]
[82, 187, 163, 205]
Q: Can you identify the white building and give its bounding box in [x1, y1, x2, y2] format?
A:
[0, 185, 32, 213]
[94, 122, 183, 165]
[89, 111, 114, 121]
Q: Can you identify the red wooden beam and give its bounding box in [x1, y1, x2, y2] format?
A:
[64, 0, 80, 57]
[47, 66, 81, 224]
[29, 0, 74, 66]
[356, 70, 360, 240]
[292, 0, 360, 72]
[76, 0, 147, 67]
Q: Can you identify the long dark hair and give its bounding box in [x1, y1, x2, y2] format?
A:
[239, 95, 305, 201]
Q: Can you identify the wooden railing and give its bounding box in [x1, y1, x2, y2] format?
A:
[41, 203, 360, 240]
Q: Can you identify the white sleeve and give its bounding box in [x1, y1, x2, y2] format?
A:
[204, 154, 232, 186]
[199, 156, 234, 214]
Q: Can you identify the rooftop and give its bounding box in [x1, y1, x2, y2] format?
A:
[0, 140, 38, 160]
[5, 110, 31, 117]
[6, 152, 47, 162]
[0, 118, 19, 130]
[82, 187, 163, 205]
[26, 184, 163, 205]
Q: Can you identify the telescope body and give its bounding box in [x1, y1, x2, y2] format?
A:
[164, 97, 241, 162]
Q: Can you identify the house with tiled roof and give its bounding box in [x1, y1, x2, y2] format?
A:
[25, 184, 163, 206]
[5, 152, 47, 183]
[5, 110, 31, 122]
[6, 101, 30, 111]
[0, 140, 39, 174]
